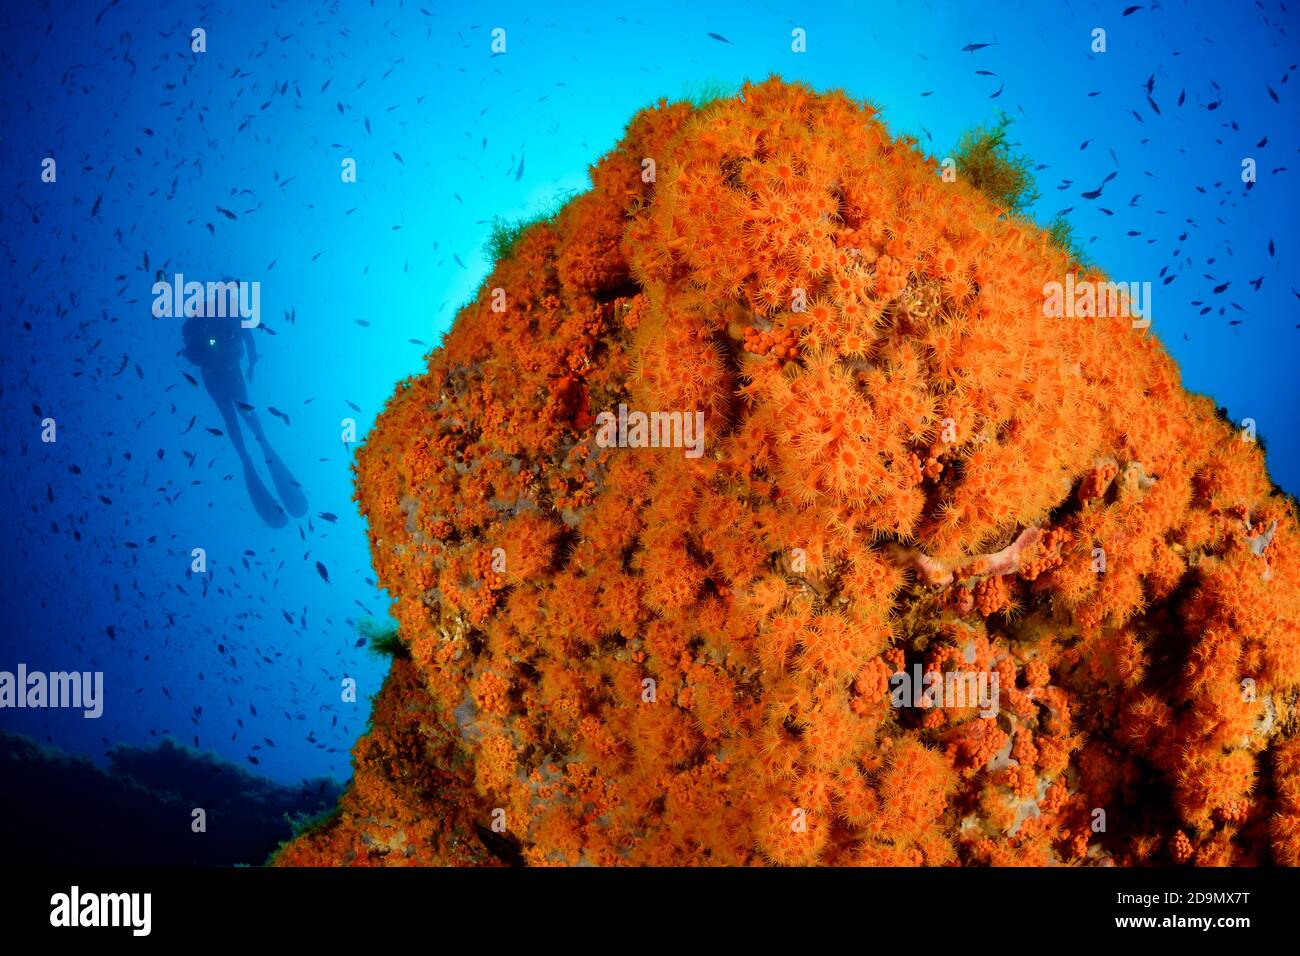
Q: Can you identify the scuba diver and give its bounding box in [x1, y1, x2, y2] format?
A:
[181, 306, 307, 528]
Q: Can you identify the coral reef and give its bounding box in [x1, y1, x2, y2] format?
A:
[277, 78, 1300, 867]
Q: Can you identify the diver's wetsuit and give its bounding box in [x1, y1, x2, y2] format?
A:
[181, 313, 307, 527]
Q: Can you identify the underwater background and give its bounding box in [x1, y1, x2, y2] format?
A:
[0, 0, 1296, 857]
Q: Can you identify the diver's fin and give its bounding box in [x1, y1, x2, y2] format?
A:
[246, 423, 308, 518]
[244, 463, 288, 527]
[263, 451, 308, 517]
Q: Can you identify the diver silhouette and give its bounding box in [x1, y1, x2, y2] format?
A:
[181, 307, 307, 527]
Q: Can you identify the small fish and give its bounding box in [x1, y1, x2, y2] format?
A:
[216, 206, 237, 220]
[1122, 4, 1142, 14]
[962, 42, 998, 52]
[706, 32, 732, 44]
[316, 561, 330, 584]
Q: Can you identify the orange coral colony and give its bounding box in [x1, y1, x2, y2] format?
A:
[275, 77, 1300, 867]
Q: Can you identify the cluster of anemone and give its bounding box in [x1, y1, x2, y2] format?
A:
[276, 77, 1300, 868]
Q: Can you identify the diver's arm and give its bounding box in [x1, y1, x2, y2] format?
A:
[243, 326, 259, 381]
[181, 315, 201, 365]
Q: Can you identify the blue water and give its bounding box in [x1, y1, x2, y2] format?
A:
[1, 0, 1296, 789]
